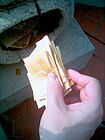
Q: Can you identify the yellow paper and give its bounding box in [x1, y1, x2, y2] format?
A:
[24, 35, 73, 108]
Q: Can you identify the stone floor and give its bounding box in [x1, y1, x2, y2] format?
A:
[0, 4, 105, 140]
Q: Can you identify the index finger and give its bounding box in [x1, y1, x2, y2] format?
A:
[68, 69, 102, 101]
[68, 69, 93, 87]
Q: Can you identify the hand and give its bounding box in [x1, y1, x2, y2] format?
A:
[39, 69, 103, 140]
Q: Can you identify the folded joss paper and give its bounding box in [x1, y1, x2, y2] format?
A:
[24, 35, 73, 108]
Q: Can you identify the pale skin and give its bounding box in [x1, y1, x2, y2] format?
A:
[39, 69, 103, 140]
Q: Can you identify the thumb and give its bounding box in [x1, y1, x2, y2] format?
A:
[47, 73, 65, 108]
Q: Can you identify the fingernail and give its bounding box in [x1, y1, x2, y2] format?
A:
[48, 73, 56, 82]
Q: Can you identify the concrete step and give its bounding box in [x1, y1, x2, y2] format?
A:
[0, 18, 94, 113]
[55, 18, 94, 70]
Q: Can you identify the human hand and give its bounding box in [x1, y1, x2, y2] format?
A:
[39, 69, 103, 140]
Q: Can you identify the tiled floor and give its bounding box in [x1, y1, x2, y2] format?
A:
[0, 4, 105, 140]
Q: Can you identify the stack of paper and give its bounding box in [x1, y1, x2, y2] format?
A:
[24, 35, 73, 108]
